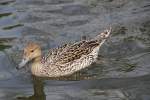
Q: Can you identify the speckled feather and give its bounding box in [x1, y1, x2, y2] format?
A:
[19, 28, 111, 77]
[39, 29, 111, 77]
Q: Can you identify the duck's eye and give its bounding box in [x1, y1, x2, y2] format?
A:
[31, 50, 34, 52]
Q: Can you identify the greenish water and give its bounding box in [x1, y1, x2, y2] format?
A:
[2, 24, 23, 30]
[0, 44, 11, 51]
[0, 0, 15, 5]
[0, 13, 12, 19]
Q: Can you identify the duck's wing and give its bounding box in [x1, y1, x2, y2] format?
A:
[41, 43, 71, 63]
[53, 40, 99, 64]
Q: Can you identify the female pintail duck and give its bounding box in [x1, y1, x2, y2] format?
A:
[17, 28, 111, 77]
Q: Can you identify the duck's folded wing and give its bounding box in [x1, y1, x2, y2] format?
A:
[54, 40, 99, 64]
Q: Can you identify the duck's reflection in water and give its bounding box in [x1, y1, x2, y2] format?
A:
[16, 72, 93, 100]
[17, 76, 46, 100]
[16, 74, 150, 100]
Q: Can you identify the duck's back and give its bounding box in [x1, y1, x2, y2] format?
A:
[40, 29, 111, 77]
[40, 40, 101, 77]
[55, 40, 99, 64]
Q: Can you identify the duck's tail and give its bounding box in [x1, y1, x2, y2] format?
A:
[94, 27, 111, 44]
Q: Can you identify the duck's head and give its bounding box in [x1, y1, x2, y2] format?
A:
[17, 42, 41, 69]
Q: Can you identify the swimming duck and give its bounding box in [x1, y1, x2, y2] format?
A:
[17, 28, 111, 77]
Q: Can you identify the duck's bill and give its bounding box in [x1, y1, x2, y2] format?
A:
[17, 58, 29, 70]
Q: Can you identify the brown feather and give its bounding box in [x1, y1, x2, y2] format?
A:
[53, 40, 99, 64]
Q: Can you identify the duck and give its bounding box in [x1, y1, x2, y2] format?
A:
[17, 28, 111, 77]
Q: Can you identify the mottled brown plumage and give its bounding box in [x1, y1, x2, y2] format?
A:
[18, 28, 111, 77]
[54, 40, 99, 64]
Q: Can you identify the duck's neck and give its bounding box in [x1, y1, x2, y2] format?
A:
[31, 56, 43, 76]
[34, 56, 41, 62]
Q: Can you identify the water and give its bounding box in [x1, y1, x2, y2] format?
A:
[0, 0, 150, 100]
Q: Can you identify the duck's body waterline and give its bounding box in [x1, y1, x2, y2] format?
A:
[18, 29, 111, 77]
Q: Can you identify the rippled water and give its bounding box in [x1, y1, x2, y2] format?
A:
[0, 0, 150, 100]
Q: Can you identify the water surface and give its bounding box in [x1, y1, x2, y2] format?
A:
[0, 0, 150, 100]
